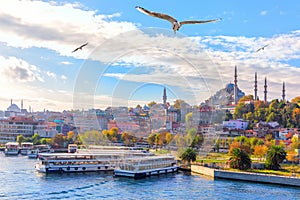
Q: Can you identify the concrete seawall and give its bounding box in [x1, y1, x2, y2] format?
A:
[191, 165, 300, 187]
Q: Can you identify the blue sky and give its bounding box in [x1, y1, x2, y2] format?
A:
[0, 0, 299, 111]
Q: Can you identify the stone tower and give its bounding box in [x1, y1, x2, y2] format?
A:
[264, 77, 267, 103]
[163, 87, 167, 105]
[282, 82, 286, 101]
[254, 72, 257, 101]
[234, 66, 238, 104]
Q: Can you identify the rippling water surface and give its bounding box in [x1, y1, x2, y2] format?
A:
[0, 153, 300, 200]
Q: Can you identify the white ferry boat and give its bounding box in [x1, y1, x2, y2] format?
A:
[4, 142, 19, 156]
[114, 155, 179, 178]
[35, 153, 118, 173]
[35, 149, 153, 174]
[20, 142, 34, 155]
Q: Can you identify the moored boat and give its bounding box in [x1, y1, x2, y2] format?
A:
[114, 155, 179, 178]
[34, 149, 151, 174]
[20, 142, 34, 155]
[27, 148, 39, 159]
[4, 142, 19, 156]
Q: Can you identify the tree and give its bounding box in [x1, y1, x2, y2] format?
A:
[147, 133, 156, 147]
[165, 132, 172, 145]
[52, 133, 66, 148]
[16, 135, 24, 146]
[215, 138, 220, 152]
[155, 133, 160, 150]
[265, 145, 287, 170]
[290, 135, 300, 150]
[148, 101, 157, 107]
[224, 110, 233, 121]
[79, 130, 108, 146]
[185, 112, 193, 126]
[67, 131, 75, 143]
[228, 141, 252, 155]
[32, 133, 41, 145]
[291, 96, 300, 104]
[229, 148, 252, 170]
[186, 128, 197, 147]
[253, 145, 268, 161]
[173, 99, 187, 110]
[180, 147, 197, 165]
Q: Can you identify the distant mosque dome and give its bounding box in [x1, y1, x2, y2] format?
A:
[225, 83, 234, 92]
[7, 104, 20, 113]
[143, 105, 150, 111]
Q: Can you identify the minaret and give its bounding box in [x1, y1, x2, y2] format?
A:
[264, 77, 267, 103]
[11, 99, 12, 105]
[254, 72, 257, 101]
[282, 82, 285, 101]
[21, 99, 23, 110]
[163, 87, 167, 105]
[234, 66, 238, 104]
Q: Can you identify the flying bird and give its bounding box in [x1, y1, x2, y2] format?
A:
[72, 42, 88, 53]
[135, 6, 221, 33]
[255, 44, 270, 52]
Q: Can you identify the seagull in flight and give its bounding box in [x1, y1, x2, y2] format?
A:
[135, 6, 221, 33]
[72, 42, 88, 53]
[255, 44, 270, 52]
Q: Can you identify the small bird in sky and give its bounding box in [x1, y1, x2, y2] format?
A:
[135, 6, 221, 33]
[255, 44, 270, 52]
[72, 42, 88, 53]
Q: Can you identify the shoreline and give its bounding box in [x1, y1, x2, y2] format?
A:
[191, 165, 300, 187]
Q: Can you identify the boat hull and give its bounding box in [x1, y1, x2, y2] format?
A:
[114, 166, 179, 178]
[35, 164, 115, 174]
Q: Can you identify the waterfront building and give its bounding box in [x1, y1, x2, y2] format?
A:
[34, 121, 58, 138]
[0, 116, 37, 144]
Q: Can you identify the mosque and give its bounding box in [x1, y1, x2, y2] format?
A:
[5, 99, 28, 117]
[207, 66, 286, 107]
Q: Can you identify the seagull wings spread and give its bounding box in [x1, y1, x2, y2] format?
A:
[135, 6, 177, 23]
[180, 18, 221, 25]
[72, 42, 88, 53]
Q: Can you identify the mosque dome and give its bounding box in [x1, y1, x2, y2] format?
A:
[7, 104, 20, 113]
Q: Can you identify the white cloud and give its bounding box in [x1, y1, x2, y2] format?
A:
[260, 10, 268, 16]
[61, 75, 68, 80]
[60, 61, 72, 65]
[0, 56, 44, 83]
[46, 71, 56, 79]
[0, 0, 137, 58]
[0, 0, 299, 111]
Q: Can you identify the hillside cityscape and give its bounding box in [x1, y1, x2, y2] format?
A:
[1, 66, 299, 154]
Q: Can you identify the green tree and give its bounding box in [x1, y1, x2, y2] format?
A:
[52, 133, 66, 148]
[165, 132, 172, 145]
[265, 145, 287, 170]
[79, 130, 108, 146]
[16, 135, 24, 146]
[148, 101, 157, 107]
[186, 128, 197, 147]
[185, 112, 193, 127]
[173, 99, 187, 110]
[224, 110, 233, 121]
[32, 133, 41, 145]
[229, 148, 252, 170]
[147, 133, 156, 147]
[180, 147, 197, 165]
